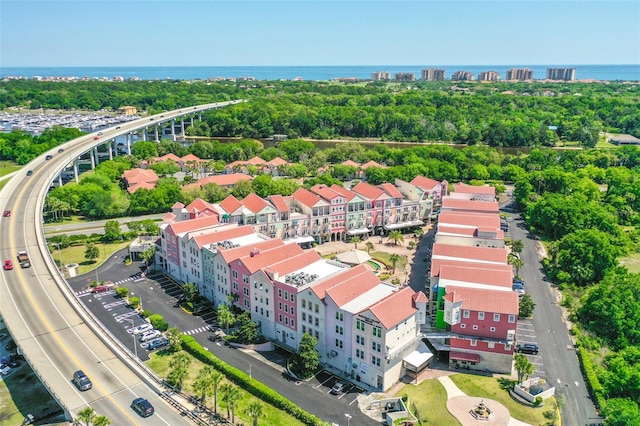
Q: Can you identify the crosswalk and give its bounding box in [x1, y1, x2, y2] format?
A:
[76, 273, 143, 297]
[182, 325, 215, 336]
[111, 273, 142, 286]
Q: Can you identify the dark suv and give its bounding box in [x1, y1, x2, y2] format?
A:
[516, 343, 539, 355]
[131, 397, 154, 417]
[72, 370, 92, 391]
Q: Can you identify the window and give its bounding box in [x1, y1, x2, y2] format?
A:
[335, 339, 343, 348]
[372, 326, 382, 338]
[285, 305, 289, 313]
[356, 319, 365, 331]
[356, 349, 363, 359]
[315, 304, 319, 313]
[302, 313, 306, 321]
[493, 313, 500, 322]
[285, 317, 289, 325]
[315, 331, 319, 339]
[372, 342, 381, 352]
[243, 275, 249, 284]
[243, 288, 249, 296]
[308, 315, 313, 324]
[284, 291, 289, 300]
[233, 270, 238, 279]
[505, 343, 512, 350]
[472, 325, 478, 330]
[336, 311, 344, 322]
[478, 312, 485, 320]
[278, 289, 282, 298]
[371, 356, 381, 367]
[278, 314, 283, 323]
[490, 327, 496, 332]
[302, 326, 306, 334]
[488, 342, 495, 349]
[470, 339, 477, 347]
[291, 307, 295, 315]
[315, 318, 319, 326]
[291, 319, 295, 327]
[302, 300, 306, 309]
[356, 335, 364, 345]
[335, 326, 344, 335]
[508, 315, 516, 323]
[460, 323, 466, 329]
[463, 310, 470, 319]
[290, 293, 294, 302]
[279, 302, 282, 310]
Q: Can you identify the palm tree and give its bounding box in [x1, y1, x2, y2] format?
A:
[76, 407, 95, 426]
[508, 254, 524, 277]
[388, 230, 404, 246]
[220, 384, 242, 422]
[168, 352, 192, 390]
[217, 303, 236, 333]
[510, 239, 524, 257]
[413, 228, 424, 239]
[351, 236, 361, 249]
[211, 370, 224, 415]
[408, 241, 416, 250]
[389, 253, 402, 274]
[365, 241, 374, 254]
[193, 366, 215, 406]
[92, 415, 111, 426]
[246, 400, 265, 426]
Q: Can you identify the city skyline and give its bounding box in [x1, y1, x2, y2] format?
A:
[1, 1, 639, 67]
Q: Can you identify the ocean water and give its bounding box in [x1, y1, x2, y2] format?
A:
[1, 65, 639, 82]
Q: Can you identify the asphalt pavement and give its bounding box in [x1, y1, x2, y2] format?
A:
[67, 249, 376, 426]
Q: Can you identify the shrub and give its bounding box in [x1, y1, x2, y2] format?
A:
[533, 396, 543, 407]
[129, 296, 140, 309]
[140, 309, 151, 318]
[149, 314, 169, 331]
[115, 287, 129, 298]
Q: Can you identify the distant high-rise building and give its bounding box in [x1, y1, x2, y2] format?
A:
[394, 72, 416, 82]
[421, 68, 446, 81]
[506, 68, 534, 81]
[546, 68, 576, 81]
[451, 71, 475, 81]
[477, 71, 500, 82]
[371, 71, 391, 81]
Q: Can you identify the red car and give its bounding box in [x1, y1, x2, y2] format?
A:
[2, 211, 10, 217]
[93, 136, 100, 140]
[91, 285, 110, 293]
[3, 260, 13, 270]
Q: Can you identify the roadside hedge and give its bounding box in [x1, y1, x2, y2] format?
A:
[576, 345, 606, 411]
[180, 335, 326, 426]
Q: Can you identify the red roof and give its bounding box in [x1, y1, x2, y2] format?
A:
[122, 168, 159, 193]
[166, 215, 221, 235]
[310, 264, 371, 300]
[219, 194, 243, 214]
[432, 243, 508, 264]
[246, 156, 267, 165]
[328, 184, 356, 201]
[267, 250, 322, 277]
[351, 181, 385, 200]
[193, 225, 254, 249]
[267, 195, 290, 212]
[439, 264, 513, 288]
[239, 244, 305, 274]
[242, 193, 269, 214]
[341, 160, 360, 168]
[310, 184, 341, 201]
[412, 291, 428, 303]
[438, 211, 501, 229]
[431, 258, 511, 278]
[219, 239, 284, 264]
[361, 161, 386, 169]
[441, 198, 499, 213]
[155, 153, 181, 163]
[444, 291, 464, 304]
[267, 157, 287, 166]
[184, 173, 252, 190]
[186, 198, 218, 216]
[411, 176, 441, 191]
[365, 287, 418, 329]
[446, 285, 519, 315]
[377, 182, 403, 199]
[292, 187, 323, 208]
[450, 351, 481, 362]
[172, 202, 185, 209]
[325, 271, 380, 307]
[181, 154, 202, 163]
[453, 183, 496, 196]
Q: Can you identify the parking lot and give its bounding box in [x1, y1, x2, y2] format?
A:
[311, 370, 368, 407]
[516, 318, 545, 377]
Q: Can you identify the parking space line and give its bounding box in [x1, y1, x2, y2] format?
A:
[316, 376, 334, 388]
[349, 395, 360, 405]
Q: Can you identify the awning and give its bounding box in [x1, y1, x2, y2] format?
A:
[383, 220, 424, 231]
[285, 236, 315, 244]
[450, 351, 481, 362]
[403, 342, 434, 371]
[347, 228, 370, 236]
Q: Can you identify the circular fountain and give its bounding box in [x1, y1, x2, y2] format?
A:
[469, 399, 493, 421]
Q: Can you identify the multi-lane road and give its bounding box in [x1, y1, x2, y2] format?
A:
[0, 102, 241, 424]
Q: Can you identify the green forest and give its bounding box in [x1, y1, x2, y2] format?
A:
[1, 79, 640, 423]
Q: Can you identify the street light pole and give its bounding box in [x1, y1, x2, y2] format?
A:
[51, 243, 63, 271]
[344, 413, 352, 426]
[127, 318, 138, 359]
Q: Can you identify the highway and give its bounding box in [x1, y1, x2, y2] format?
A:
[0, 101, 242, 424]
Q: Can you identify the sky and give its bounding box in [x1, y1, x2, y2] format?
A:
[1, 0, 639, 67]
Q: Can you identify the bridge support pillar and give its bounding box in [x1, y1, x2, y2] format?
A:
[89, 150, 95, 169]
[127, 133, 132, 155]
[73, 159, 79, 183]
[142, 128, 147, 142]
[58, 175, 63, 186]
[171, 119, 176, 141]
[155, 125, 159, 142]
[95, 147, 100, 167]
[181, 117, 185, 137]
[109, 141, 114, 160]
[191, 115, 194, 127]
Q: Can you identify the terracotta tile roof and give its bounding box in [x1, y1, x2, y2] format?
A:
[365, 287, 418, 329]
[438, 211, 501, 229]
[292, 187, 322, 208]
[242, 193, 269, 214]
[412, 291, 428, 303]
[186, 198, 218, 215]
[166, 215, 221, 235]
[172, 202, 185, 209]
[377, 182, 403, 199]
[193, 225, 253, 249]
[351, 181, 385, 200]
[441, 198, 499, 213]
[411, 176, 441, 190]
[181, 154, 202, 163]
[155, 153, 181, 162]
[219, 194, 243, 215]
[329, 184, 356, 201]
[453, 183, 496, 195]
[446, 285, 519, 315]
[267, 157, 287, 166]
[325, 271, 380, 307]
[444, 291, 464, 304]
[189, 173, 253, 189]
[218, 239, 284, 264]
[122, 168, 159, 193]
[431, 258, 511, 278]
[439, 264, 513, 289]
[126, 181, 157, 193]
[431, 243, 508, 264]
[239, 244, 305, 274]
[267, 195, 290, 212]
[246, 156, 267, 165]
[310, 184, 341, 201]
[310, 264, 371, 300]
[361, 161, 386, 169]
[162, 212, 176, 223]
[341, 160, 360, 168]
[267, 250, 322, 276]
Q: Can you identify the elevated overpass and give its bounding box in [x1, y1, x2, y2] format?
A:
[0, 101, 243, 424]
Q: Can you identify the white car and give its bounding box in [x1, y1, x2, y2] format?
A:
[138, 330, 162, 342]
[0, 365, 11, 376]
[128, 323, 153, 335]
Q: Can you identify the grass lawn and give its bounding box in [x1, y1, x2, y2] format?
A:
[619, 252, 640, 274]
[147, 351, 304, 426]
[371, 251, 408, 271]
[0, 362, 64, 425]
[44, 214, 96, 228]
[450, 373, 551, 425]
[49, 240, 132, 275]
[393, 379, 460, 426]
[0, 162, 21, 178]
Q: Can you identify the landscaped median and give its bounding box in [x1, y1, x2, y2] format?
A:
[180, 335, 326, 426]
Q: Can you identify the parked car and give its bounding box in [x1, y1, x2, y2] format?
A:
[129, 323, 153, 335]
[91, 285, 110, 293]
[512, 282, 525, 296]
[330, 381, 348, 395]
[138, 330, 162, 342]
[0, 365, 11, 376]
[516, 343, 539, 355]
[131, 397, 154, 417]
[147, 338, 169, 351]
[5, 341, 16, 351]
[72, 370, 92, 391]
